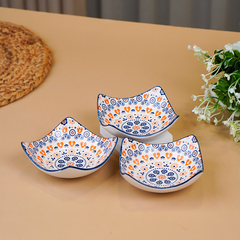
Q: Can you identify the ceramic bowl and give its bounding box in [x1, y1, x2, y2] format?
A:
[97, 86, 179, 140]
[21, 117, 118, 178]
[100, 125, 173, 152]
[119, 135, 204, 193]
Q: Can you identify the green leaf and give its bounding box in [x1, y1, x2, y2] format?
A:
[224, 57, 235, 67]
[218, 95, 228, 105]
[214, 55, 222, 64]
[214, 49, 223, 55]
[225, 66, 235, 74]
[234, 50, 240, 59]
[234, 60, 240, 71]
[234, 104, 240, 111]
[212, 86, 230, 107]
[218, 78, 230, 88]
[225, 97, 231, 107]
[224, 51, 234, 58]
[231, 71, 240, 80]
[215, 85, 228, 93]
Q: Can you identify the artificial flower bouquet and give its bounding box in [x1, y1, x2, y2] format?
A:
[188, 41, 240, 142]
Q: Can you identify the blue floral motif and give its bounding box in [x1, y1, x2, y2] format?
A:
[161, 101, 167, 108]
[138, 143, 145, 151]
[61, 119, 68, 125]
[69, 129, 76, 136]
[107, 105, 114, 111]
[149, 97, 156, 104]
[119, 135, 204, 190]
[42, 136, 48, 142]
[181, 144, 188, 152]
[110, 99, 116, 105]
[22, 117, 117, 172]
[83, 131, 90, 138]
[97, 86, 179, 137]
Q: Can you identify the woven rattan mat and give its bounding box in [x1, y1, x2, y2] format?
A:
[0, 22, 53, 106]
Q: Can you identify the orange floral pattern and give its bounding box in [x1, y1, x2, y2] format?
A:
[120, 135, 203, 189]
[21, 117, 117, 172]
[97, 86, 179, 137]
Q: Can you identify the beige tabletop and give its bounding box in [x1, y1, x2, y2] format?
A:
[0, 7, 240, 240]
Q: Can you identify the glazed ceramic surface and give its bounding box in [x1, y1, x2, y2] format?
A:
[100, 125, 173, 152]
[97, 86, 179, 139]
[21, 117, 118, 178]
[119, 135, 204, 193]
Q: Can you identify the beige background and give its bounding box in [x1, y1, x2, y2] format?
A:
[0, 7, 240, 240]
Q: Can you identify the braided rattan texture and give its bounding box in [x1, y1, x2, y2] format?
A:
[0, 22, 53, 106]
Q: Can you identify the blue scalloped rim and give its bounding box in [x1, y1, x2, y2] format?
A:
[97, 86, 179, 138]
[119, 134, 204, 190]
[21, 116, 118, 172]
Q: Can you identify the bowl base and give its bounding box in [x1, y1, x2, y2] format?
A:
[100, 125, 173, 152]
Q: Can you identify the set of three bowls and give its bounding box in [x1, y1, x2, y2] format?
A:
[22, 86, 204, 193]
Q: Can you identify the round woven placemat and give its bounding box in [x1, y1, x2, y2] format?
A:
[0, 21, 53, 107]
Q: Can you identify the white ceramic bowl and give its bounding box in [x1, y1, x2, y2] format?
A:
[119, 135, 204, 193]
[21, 117, 118, 178]
[97, 86, 179, 140]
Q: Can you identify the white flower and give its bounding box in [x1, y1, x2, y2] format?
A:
[230, 124, 237, 136]
[224, 73, 231, 80]
[225, 43, 233, 52]
[218, 100, 227, 108]
[204, 88, 210, 98]
[206, 61, 214, 72]
[191, 95, 197, 101]
[234, 111, 240, 117]
[201, 74, 208, 83]
[194, 52, 202, 59]
[218, 53, 224, 59]
[187, 45, 192, 50]
[229, 87, 236, 94]
[199, 114, 206, 121]
[209, 85, 217, 98]
[206, 116, 211, 123]
[213, 118, 218, 125]
[234, 92, 240, 99]
[201, 74, 206, 80]
[192, 107, 203, 115]
[192, 107, 199, 114]
[232, 41, 240, 52]
[204, 85, 215, 98]
[223, 120, 230, 127]
[234, 134, 240, 142]
[193, 45, 202, 53]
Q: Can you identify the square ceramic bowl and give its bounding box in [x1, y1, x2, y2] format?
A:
[97, 86, 179, 140]
[21, 117, 118, 178]
[119, 135, 204, 193]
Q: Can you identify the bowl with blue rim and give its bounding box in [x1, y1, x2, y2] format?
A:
[21, 117, 118, 178]
[97, 86, 179, 151]
[119, 135, 204, 193]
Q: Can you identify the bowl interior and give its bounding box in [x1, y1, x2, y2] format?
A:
[22, 117, 117, 172]
[119, 135, 203, 190]
[97, 86, 179, 137]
